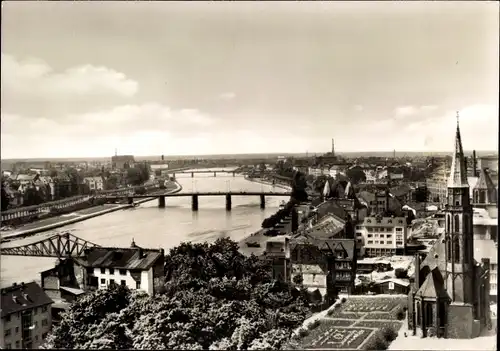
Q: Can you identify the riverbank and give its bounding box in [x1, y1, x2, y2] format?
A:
[244, 176, 292, 191]
[238, 177, 291, 256]
[1, 181, 183, 243]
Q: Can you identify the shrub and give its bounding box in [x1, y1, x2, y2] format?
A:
[396, 311, 405, 320]
[394, 268, 408, 279]
[341, 297, 347, 303]
[380, 327, 398, 342]
[308, 319, 321, 330]
[364, 333, 389, 350]
[298, 328, 309, 338]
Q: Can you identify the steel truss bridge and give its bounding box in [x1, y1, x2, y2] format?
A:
[0, 232, 101, 258]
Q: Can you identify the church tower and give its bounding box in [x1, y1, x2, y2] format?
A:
[445, 112, 474, 304]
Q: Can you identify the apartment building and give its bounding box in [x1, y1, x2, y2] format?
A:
[73, 240, 164, 295]
[355, 216, 408, 257]
[0, 282, 54, 349]
[83, 176, 104, 192]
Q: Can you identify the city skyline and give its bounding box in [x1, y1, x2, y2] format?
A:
[1, 1, 498, 159]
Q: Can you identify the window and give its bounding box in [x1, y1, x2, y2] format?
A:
[121, 280, 126, 286]
[386, 234, 392, 238]
[375, 241, 379, 244]
[357, 239, 362, 243]
[6, 345, 11, 349]
[447, 236, 452, 262]
[398, 220, 403, 224]
[375, 234, 379, 238]
[34, 307, 38, 315]
[356, 226, 361, 230]
[5, 328, 11, 337]
[16, 341, 20, 348]
[109, 268, 115, 275]
[453, 237, 460, 263]
[380, 241, 385, 244]
[492, 283, 497, 290]
[42, 332, 48, 339]
[15, 327, 19, 333]
[35, 335, 39, 341]
[35, 321, 38, 328]
[100, 278, 106, 284]
[446, 215, 451, 232]
[136, 281, 141, 289]
[42, 306, 48, 313]
[396, 241, 403, 246]
[42, 319, 48, 326]
[387, 241, 392, 244]
[367, 234, 373, 238]
[5, 314, 11, 322]
[388, 219, 392, 223]
[356, 232, 362, 236]
[100, 268, 106, 274]
[396, 228, 402, 232]
[119, 269, 127, 275]
[454, 215, 460, 232]
[110, 279, 115, 286]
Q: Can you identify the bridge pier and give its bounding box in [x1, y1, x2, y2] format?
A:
[225, 194, 232, 211]
[192, 195, 199, 211]
[158, 196, 166, 208]
[214, 171, 217, 177]
[260, 195, 266, 209]
[233, 171, 235, 177]
[127, 197, 134, 205]
[191, 172, 194, 178]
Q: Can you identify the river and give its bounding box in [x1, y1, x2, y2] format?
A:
[0, 169, 288, 288]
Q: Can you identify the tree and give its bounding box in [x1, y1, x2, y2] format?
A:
[346, 167, 366, 184]
[394, 268, 408, 279]
[414, 186, 430, 203]
[1, 183, 10, 211]
[23, 187, 44, 206]
[44, 239, 310, 350]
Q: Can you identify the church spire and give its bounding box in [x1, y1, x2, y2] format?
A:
[447, 111, 469, 188]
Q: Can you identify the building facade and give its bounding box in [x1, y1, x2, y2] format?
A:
[0, 282, 54, 349]
[355, 216, 408, 257]
[83, 176, 104, 192]
[72, 241, 165, 295]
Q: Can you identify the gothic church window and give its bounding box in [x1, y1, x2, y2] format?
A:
[453, 237, 460, 263]
[454, 215, 460, 233]
[446, 215, 451, 233]
[446, 236, 452, 262]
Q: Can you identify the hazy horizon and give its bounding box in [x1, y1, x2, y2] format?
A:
[1, 2, 498, 159]
[1, 150, 498, 165]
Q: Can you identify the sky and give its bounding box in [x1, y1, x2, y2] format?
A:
[1, 1, 498, 159]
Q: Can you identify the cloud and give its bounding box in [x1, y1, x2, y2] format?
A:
[1, 53, 138, 98]
[354, 105, 364, 112]
[405, 104, 498, 151]
[0, 103, 217, 158]
[1, 53, 140, 118]
[218, 92, 236, 100]
[393, 105, 439, 118]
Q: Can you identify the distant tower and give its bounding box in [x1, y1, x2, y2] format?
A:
[444, 111, 474, 304]
[331, 138, 335, 156]
[393, 149, 396, 159]
[115, 148, 118, 156]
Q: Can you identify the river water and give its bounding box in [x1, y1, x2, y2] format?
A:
[0, 169, 288, 288]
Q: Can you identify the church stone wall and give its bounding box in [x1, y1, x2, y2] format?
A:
[447, 303, 474, 338]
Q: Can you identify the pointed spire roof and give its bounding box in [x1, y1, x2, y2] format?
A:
[415, 268, 449, 300]
[474, 168, 495, 190]
[447, 112, 469, 188]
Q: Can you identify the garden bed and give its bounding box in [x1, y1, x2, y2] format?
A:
[355, 320, 404, 331]
[343, 296, 406, 313]
[298, 322, 374, 350]
[320, 318, 355, 327]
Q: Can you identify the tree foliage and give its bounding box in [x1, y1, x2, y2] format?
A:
[346, 167, 366, 184]
[126, 163, 151, 186]
[1, 183, 10, 210]
[44, 238, 309, 350]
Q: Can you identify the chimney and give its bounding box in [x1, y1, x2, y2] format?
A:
[414, 253, 421, 288]
[472, 150, 478, 177]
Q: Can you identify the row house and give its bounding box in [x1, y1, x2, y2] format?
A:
[308, 165, 344, 178]
[355, 216, 408, 257]
[0, 282, 54, 350]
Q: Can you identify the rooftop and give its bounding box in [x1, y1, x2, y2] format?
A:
[474, 239, 498, 265]
[1, 282, 54, 318]
[75, 246, 163, 270]
[363, 216, 406, 227]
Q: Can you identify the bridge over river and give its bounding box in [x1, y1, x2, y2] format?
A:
[102, 191, 291, 210]
[0, 169, 290, 287]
